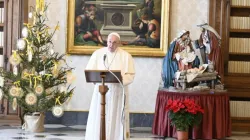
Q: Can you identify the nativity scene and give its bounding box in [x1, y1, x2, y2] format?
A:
[162, 23, 224, 91]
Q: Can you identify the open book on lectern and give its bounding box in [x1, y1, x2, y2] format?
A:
[84, 70, 122, 83]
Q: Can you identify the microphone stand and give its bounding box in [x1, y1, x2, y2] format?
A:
[103, 54, 126, 140]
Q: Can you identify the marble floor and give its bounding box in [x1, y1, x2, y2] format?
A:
[0, 124, 250, 140]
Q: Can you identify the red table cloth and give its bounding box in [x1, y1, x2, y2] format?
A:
[152, 90, 231, 139]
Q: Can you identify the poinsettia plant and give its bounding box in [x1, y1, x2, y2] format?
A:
[165, 99, 204, 131]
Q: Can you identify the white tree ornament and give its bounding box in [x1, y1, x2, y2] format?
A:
[17, 39, 26, 50]
[22, 27, 29, 38]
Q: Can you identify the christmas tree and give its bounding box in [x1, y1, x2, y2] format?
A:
[0, 1, 74, 118]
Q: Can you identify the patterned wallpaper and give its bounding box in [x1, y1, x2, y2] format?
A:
[170, 0, 209, 41]
[35, 0, 209, 113]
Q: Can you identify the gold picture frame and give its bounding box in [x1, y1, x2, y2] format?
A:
[67, 0, 169, 57]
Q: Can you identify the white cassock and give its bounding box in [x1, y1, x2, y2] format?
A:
[85, 47, 135, 140]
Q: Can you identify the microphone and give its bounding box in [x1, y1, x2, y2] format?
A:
[103, 54, 107, 62]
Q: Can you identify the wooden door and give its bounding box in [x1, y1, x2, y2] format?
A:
[0, 0, 28, 125]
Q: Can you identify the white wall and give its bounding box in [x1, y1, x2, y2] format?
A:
[40, 0, 208, 113]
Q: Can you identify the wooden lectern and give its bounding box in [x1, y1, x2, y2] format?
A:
[85, 70, 122, 140]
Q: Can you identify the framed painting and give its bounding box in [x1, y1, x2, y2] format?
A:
[67, 0, 169, 57]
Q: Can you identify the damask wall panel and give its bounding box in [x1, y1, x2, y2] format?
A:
[170, 0, 209, 41]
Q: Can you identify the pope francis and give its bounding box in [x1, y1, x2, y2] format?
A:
[85, 32, 135, 140]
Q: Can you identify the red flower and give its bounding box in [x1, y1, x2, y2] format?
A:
[166, 99, 185, 113]
[195, 105, 204, 114]
[165, 99, 173, 111]
[173, 100, 185, 113]
[165, 99, 204, 131]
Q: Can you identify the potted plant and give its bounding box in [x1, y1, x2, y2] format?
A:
[165, 99, 204, 140]
[0, 2, 74, 132]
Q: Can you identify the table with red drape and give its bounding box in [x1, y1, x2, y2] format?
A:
[152, 90, 232, 139]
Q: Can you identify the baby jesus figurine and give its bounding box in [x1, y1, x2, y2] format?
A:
[178, 45, 197, 66]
